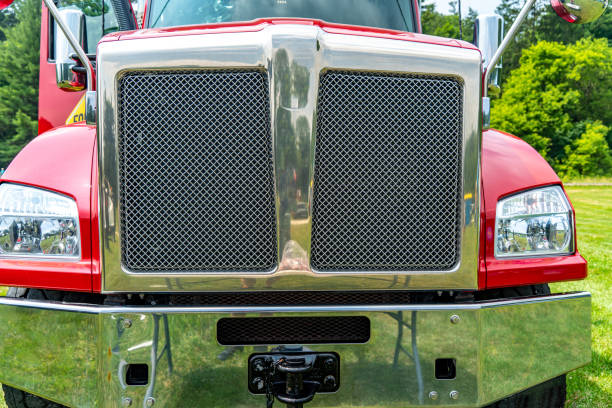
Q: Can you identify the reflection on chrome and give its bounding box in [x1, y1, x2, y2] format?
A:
[0, 184, 80, 258]
[386, 311, 424, 404]
[0, 218, 78, 256]
[136, 310, 425, 406]
[0, 293, 591, 407]
[145, 315, 173, 403]
[278, 240, 309, 271]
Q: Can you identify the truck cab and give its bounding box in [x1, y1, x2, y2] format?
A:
[0, 0, 604, 407]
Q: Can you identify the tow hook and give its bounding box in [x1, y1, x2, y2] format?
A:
[248, 352, 340, 408]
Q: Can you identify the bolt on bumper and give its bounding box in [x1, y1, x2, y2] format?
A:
[0, 292, 591, 407]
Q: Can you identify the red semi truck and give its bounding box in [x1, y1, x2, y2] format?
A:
[0, 0, 606, 407]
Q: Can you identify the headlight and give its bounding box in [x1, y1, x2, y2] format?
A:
[0, 184, 80, 259]
[495, 186, 573, 258]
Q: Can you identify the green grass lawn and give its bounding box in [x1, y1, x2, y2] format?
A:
[0, 185, 609, 407]
[551, 185, 612, 408]
[563, 176, 612, 185]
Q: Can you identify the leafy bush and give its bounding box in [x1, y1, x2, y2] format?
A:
[491, 38, 612, 175]
[560, 121, 612, 178]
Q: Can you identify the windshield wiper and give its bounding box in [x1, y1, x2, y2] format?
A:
[395, 0, 410, 31]
[151, 0, 173, 27]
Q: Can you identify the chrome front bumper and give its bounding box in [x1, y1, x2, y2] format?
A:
[0, 292, 590, 408]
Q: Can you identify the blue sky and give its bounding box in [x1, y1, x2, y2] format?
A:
[425, 0, 501, 15]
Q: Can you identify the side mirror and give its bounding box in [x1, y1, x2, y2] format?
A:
[474, 14, 504, 97]
[0, 0, 14, 10]
[551, 0, 609, 24]
[55, 8, 87, 91]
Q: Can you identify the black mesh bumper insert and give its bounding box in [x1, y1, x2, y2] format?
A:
[169, 291, 413, 306]
[217, 316, 371, 345]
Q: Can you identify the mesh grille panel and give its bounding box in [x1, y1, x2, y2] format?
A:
[169, 291, 412, 306]
[217, 316, 370, 345]
[117, 70, 277, 272]
[312, 71, 463, 271]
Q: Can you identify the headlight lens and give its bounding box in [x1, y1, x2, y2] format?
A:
[0, 184, 80, 259]
[495, 186, 573, 258]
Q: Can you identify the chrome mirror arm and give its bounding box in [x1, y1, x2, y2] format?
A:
[43, 0, 94, 92]
[484, 0, 537, 97]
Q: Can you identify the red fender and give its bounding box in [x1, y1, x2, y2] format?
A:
[480, 129, 587, 289]
[0, 124, 96, 292]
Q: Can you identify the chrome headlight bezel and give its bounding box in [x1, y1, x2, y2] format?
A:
[495, 185, 574, 259]
[0, 183, 81, 261]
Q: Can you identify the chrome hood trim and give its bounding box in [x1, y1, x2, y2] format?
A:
[97, 25, 482, 292]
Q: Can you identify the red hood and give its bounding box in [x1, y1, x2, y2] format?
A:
[100, 18, 478, 50]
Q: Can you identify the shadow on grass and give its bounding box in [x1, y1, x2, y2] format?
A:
[566, 351, 612, 408]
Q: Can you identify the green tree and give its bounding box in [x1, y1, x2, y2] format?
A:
[491, 38, 612, 172]
[0, 7, 18, 42]
[463, 7, 478, 42]
[494, 2, 612, 82]
[560, 121, 612, 177]
[495, 0, 545, 75]
[421, 3, 459, 38]
[421, 1, 477, 41]
[0, 0, 40, 167]
[589, 7, 612, 43]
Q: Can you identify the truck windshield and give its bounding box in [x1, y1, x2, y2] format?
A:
[148, 0, 416, 32]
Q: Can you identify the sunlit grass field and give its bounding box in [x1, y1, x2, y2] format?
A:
[563, 177, 612, 185]
[551, 185, 612, 407]
[0, 185, 609, 407]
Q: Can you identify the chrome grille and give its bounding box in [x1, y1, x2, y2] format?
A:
[117, 70, 277, 273]
[311, 71, 463, 271]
